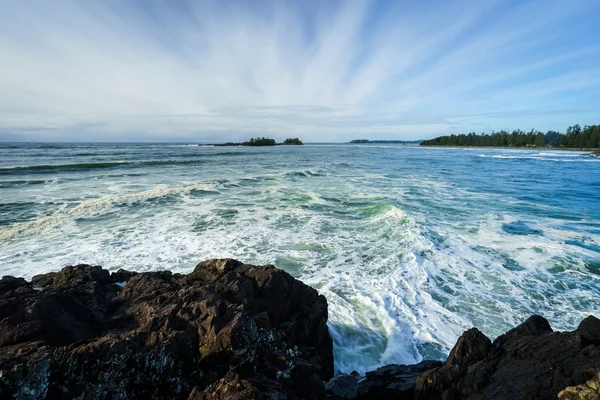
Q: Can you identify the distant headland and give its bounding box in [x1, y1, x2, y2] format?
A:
[420, 124, 600, 149]
[200, 137, 303, 147]
[349, 139, 422, 144]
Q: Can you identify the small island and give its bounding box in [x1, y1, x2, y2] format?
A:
[206, 137, 303, 147]
[349, 139, 422, 144]
[282, 137, 303, 145]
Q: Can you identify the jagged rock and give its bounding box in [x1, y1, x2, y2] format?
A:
[414, 315, 600, 400]
[578, 316, 600, 345]
[357, 361, 443, 399]
[0, 259, 333, 399]
[493, 314, 552, 345]
[445, 328, 491, 366]
[0, 276, 27, 294]
[326, 371, 360, 399]
[326, 361, 442, 399]
[189, 373, 262, 399]
[3, 259, 600, 400]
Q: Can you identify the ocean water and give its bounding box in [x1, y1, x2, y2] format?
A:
[1, 143, 599, 373]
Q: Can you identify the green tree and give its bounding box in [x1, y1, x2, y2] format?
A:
[535, 132, 544, 147]
[282, 138, 303, 145]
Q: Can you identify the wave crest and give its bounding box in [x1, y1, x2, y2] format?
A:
[0, 183, 215, 241]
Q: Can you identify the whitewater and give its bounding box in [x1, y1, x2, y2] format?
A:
[1, 143, 599, 374]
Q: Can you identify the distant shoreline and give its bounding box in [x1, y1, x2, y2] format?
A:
[419, 145, 600, 152]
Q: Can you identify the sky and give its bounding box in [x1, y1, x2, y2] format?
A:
[1, 0, 599, 142]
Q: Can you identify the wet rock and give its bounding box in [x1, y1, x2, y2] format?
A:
[0, 275, 27, 294]
[109, 268, 138, 284]
[445, 328, 491, 366]
[326, 371, 360, 398]
[0, 259, 333, 399]
[326, 361, 442, 399]
[189, 373, 263, 399]
[578, 316, 600, 345]
[415, 315, 600, 400]
[493, 314, 552, 345]
[357, 361, 443, 399]
[3, 258, 600, 400]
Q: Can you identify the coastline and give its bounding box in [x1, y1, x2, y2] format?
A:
[1, 259, 599, 399]
[419, 145, 600, 152]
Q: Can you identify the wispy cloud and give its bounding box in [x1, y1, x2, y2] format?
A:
[1, 0, 599, 141]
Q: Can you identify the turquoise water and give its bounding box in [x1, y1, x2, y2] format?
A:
[1, 143, 599, 373]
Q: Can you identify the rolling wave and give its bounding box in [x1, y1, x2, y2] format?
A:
[0, 183, 215, 241]
[0, 162, 132, 175]
[0, 154, 256, 176]
[0, 179, 48, 188]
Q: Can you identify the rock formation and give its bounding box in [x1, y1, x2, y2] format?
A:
[326, 315, 600, 400]
[413, 315, 600, 400]
[0, 259, 332, 399]
[1, 259, 599, 399]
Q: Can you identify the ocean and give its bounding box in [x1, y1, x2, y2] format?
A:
[1, 142, 599, 374]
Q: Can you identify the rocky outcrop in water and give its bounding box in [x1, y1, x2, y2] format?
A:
[326, 360, 443, 399]
[325, 315, 600, 400]
[412, 315, 600, 400]
[1, 259, 599, 399]
[0, 259, 332, 399]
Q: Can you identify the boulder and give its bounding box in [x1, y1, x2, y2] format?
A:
[325, 361, 443, 399]
[3, 258, 600, 400]
[0, 259, 333, 399]
[445, 328, 491, 366]
[414, 315, 600, 400]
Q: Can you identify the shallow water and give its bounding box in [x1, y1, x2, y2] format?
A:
[1, 143, 599, 373]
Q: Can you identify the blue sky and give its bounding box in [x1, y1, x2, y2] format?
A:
[1, 0, 599, 142]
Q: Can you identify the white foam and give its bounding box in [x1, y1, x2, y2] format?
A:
[0, 183, 215, 241]
[477, 154, 600, 162]
[1, 150, 599, 376]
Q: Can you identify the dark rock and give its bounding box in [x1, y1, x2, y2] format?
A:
[414, 315, 600, 400]
[30, 272, 55, 288]
[0, 259, 333, 399]
[326, 371, 360, 399]
[577, 315, 600, 345]
[189, 373, 263, 399]
[4, 258, 600, 400]
[493, 314, 552, 345]
[358, 360, 443, 399]
[109, 268, 138, 284]
[0, 276, 27, 294]
[445, 328, 491, 366]
[326, 361, 442, 399]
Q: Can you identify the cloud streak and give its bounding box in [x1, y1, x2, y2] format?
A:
[1, 0, 599, 141]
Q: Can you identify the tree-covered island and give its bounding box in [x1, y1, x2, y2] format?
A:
[210, 137, 303, 146]
[349, 139, 422, 144]
[282, 138, 303, 145]
[420, 124, 600, 149]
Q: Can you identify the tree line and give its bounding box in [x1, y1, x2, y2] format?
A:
[247, 137, 276, 146]
[420, 124, 600, 148]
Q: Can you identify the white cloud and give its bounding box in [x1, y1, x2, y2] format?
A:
[0, 0, 599, 141]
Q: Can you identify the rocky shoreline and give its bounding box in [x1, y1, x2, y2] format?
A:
[1, 259, 599, 399]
